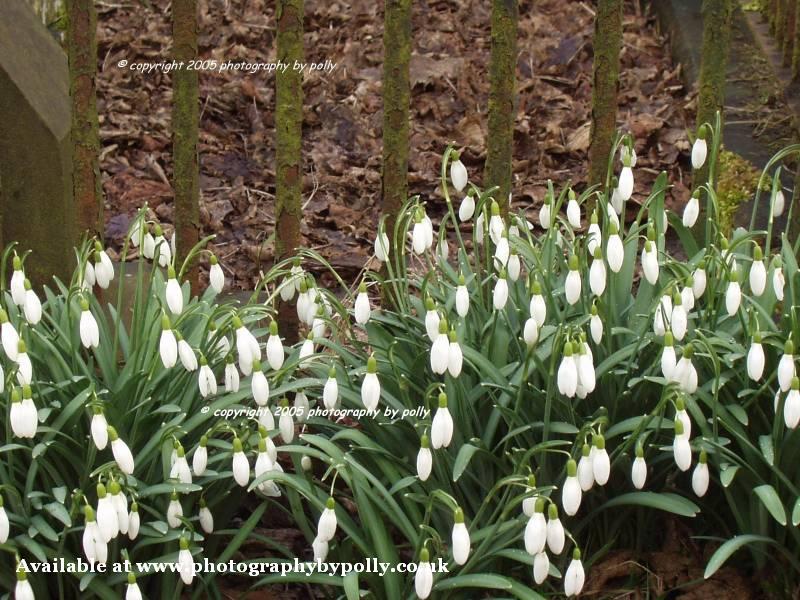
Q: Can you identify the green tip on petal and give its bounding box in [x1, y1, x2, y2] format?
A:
[635, 444, 644, 458]
[420, 434, 429, 448]
[107, 426, 119, 441]
[161, 315, 172, 330]
[674, 419, 684, 435]
[17, 339, 26, 354]
[573, 548, 581, 560]
[491, 201, 500, 216]
[83, 505, 96, 522]
[453, 507, 464, 523]
[683, 344, 694, 359]
[232, 438, 243, 452]
[22, 385, 31, 399]
[527, 474, 536, 487]
[595, 435, 606, 450]
[785, 340, 794, 355]
[367, 355, 377, 373]
[438, 318, 448, 335]
[168, 266, 176, 279]
[697, 124, 708, 140]
[792, 376, 800, 390]
[326, 497, 335, 510]
[699, 450, 708, 463]
[548, 504, 558, 519]
[12, 256, 21, 271]
[425, 297, 435, 311]
[170, 491, 179, 501]
[534, 498, 546, 513]
[448, 329, 458, 343]
[676, 397, 686, 411]
[10, 388, 20, 403]
[664, 331, 674, 346]
[568, 255, 579, 271]
[566, 459, 577, 477]
[96, 483, 107, 498]
[438, 392, 448, 408]
[420, 548, 430, 562]
[328, 366, 336, 379]
[581, 443, 590, 457]
[128, 572, 137, 584]
[179, 536, 189, 550]
[109, 481, 121, 495]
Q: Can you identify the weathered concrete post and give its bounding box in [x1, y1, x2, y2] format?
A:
[0, 0, 77, 285]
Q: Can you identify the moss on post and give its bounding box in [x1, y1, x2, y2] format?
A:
[792, 0, 800, 77]
[382, 0, 411, 240]
[66, 0, 102, 238]
[777, 0, 787, 46]
[485, 0, 518, 213]
[172, 0, 200, 288]
[276, 0, 303, 341]
[587, 0, 624, 188]
[784, 0, 796, 65]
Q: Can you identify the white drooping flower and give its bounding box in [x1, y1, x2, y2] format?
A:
[632, 446, 647, 489]
[294, 390, 310, 422]
[251, 360, 270, 406]
[784, 376, 800, 428]
[95, 483, 119, 542]
[773, 188, 785, 218]
[159, 315, 178, 368]
[577, 343, 596, 394]
[620, 142, 637, 168]
[618, 159, 634, 201]
[82, 506, 108, 567]
[0, 310, 19, 361]
[539, 197, 552, 230]
[564, 549, 586, 597]
[79, 299, 100, 349]
[10, 256, 26, 307]
[10, 387, 37, 439]
[675, 398, 692, 440]
[592, 435, 610, 486]
[494, 234, 510, 270]
[231, 438, 250, 487]
[254, 437, 283, 497]
[22, 280, 41, 326]
[361, 355, 381, 411]
[589, 248, 606, 297]
[530, 281, 547, 327]
[193, 437, 208, 476]
[577, 445, 594, 492]
[566, 192, 581, 229]
[354, 282, 371, 325]
[778, 341, 795, 392]
[692, 451, 710, 497]
[451, 508, 471, 565]
[590, 305, 603, 344]
[317, 497, 338, 542]
[533, 550, 550, 585]
[224, 357, 240, 393]
[450, 154, 468, 192]
[234, 316, 261, 376]
[108, 426, 135, 474]
[546, 504, 565, 554]
[448, 331, 463, 378]
[323, 366, 339, 410]
[424, 298, 440, 342]
[312, 535, 329, 562]
[455, 275, 470, 317]
[153, 226, 172, 268]
[557, 342, 578, 398]
[431, 393, 454, 449]
[415, 548, 434, 599]
[725, 269, 742, 316]
[524, 498, 547, 555]
[165, 267, 183, 315]
[459, 190, 475, 221]
[488, 201, 504, 246]
[167, 492, 184, 528]
[683, 191, 700, 228]
[177, 335, 197, 372]
[561, 459, 582, 516]
[652, 293, 671, 337]
[522, 475, 538, 517]
[587, 212, 602, 256]
[417, 435, 432, 481]
[606, 222, 624, 273]
[475, 212, 485, 245]
[430, 319, 450, 376]
[374, 229, 390, 262]
[641, 240, 659, 286]
[0, 496, 9, 543]
[674, 345, 698, 394]
[750, 245, 766, 296]
[747, 332, 765, 381]
[208, 254, 225, 293]
[125, 573, 142, 600]
[671, 293, 688, 342]
[691, 127, 708, 169]
[565, 255, 581, 306]
[127, 503, 140, 540]
[693, 262, 707, 298]
[493, 271, 509, 310]
[14, 339, 32, 386]
[773, 256, 785, 301]
[177, 536, 195, 585]
[523, 318, 539, 347]
[412, 213, 428, 256]
[661, 332, 677, 380]
[170, 446, 193, 484]
[673, 419, 692, 471]
[198, 358, 217, 398]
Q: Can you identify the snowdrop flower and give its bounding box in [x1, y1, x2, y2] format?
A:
[749, 245, 766, 296]
[14, 568, 34, 600]
[275, 401, 293, 444]
[562, 459, 582, 516]
[566, 190, 581, 229]
[533, 550, 550, 585]
[778, 340, 795, 392]
[416, 435, 432, 481]
[618, 155, 634, 201]
[493, 270, 509, 310]
[785, 378, 800, 428]
[415, 548, 434, 599]
[231, 438, 250, 487]
[171, 445, 193, 484]
[661, 332, 677, 380]
[590, 305, 603, 344]
[641, 238, 659, 285]
[374, 227, 390, 262]
[224, 356, 240, 393]
[361, 355, 381, 411]
[620, 142, 637, 167]
[95, 483, 119, 542]
[747, 332, 765, 381]
[299, 332, 315, 365]
[82, 506, 107, 566]
[693, 260, 707, 299]
[254, 437, 282, 497]
[233, 316, 261, 376]
[576, 343, 596, 393]
[177, 536, 194, 585]
[565, 255, 581, 305]
[430, 319, 450, 375]
[577, 444, 594, 492]
[159, 315, 178, 368]
[93, 242, 115, 287]
[587, 211, 602, 256]
[523, 317, 539, 347]
[21, 280, 41, 326]
[127, 503, 140, 540]
[323, 366, 339, 410]
[177, 334, 197, 372]
[592, 435, 610, 485]
[725, 269, 741, 316]
[675, 345, 698, 394]
[451, 507, 471, 565]
[353, 282, 372, 325]
[773, 188, 785, 218]
[546, 504, 565, 554]
[9, 256, 25, 307]
[475, 211, 486, 245]
[557, 342, 578, 398]
[296, 281, 311, 320]
[529, 280, 547, 326]
[539, 196, 552, 230]
[564, 549, 586, 597]
[606, 221, 624, 273]
[294, 390, 310, 422]
[0, 496, 8, 543]
[412, 212, 428, 255]
[166, 492, 183, 528]
[108, 426, 134, 474]
[652, 294, 671, 338]
[609, 179, 623, 217]
[671, 292, 688, 341]
[78, 299, 100, 349]
[673, 420, 691, 471]
[431, 392, 454, 449]
[459, 189, 476, 221]
[15, 340, 32, 386]
[683, 190, 700, 228]
[424, 298, 440, 342]
[773, 256, 785, 301]
[198, 357, 217, 398]
[675, 397, 692, 439]
[152, 225, 171, 268]
[312, 535, 329, 562]
[193, 436, 208, 476]
[448, 330, 463, 377]
[10, 387, 36, 438]
[681, 278, 695, 312]
[317, 497, 337, 542]
[165, 267, 183, 315]
[251, 360, 270, 406]
[524, 498, 547, 555]
[691, 126, 708, 169]
[692, 450, 710, 497]
[632, 444, 647, 489]
[522, 474, 537, 517]
[142, 226, 156, 260]
[450, 153, 468, 192]
[311, 306, 327, 340]
[455, 275, 470, 317]
[494, 233, 510, 270]
[205, 254, 225, 294]
[0, 310, 19, 361]
[488, 201, 505, 246]
[87, 407, 108, 451]
[589, 248, 606, 297]
[125, 573, 143, 600]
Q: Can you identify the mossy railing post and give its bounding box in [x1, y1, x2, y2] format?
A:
[784, 0, 796, 65]
[172, 0, 200, 289]
[66, 0, 103, 239]
[276, 0, 303, 341]
[382, 0, 411, 250]
[587, 0, 624, 190]
[792, 0, 800, 79]
[485, 0, 518, 214]
[694, 0, 732, 197]
[777, 0, 787, 47]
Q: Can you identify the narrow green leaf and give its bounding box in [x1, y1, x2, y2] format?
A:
[452, 444, 479, 482]
[597, 492, 700, 518]
[343, 571, 360, 600]
[704, 535, 774, 579]
[754, 485, 787, 526]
